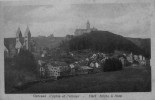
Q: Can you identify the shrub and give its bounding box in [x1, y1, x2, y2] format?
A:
[124, 60, 132, 67]
[133, 60, 139, 64]
[14, 49, 38, 74]
[5, 69, 37, 93]
[102, 58, 122, 72]
[5, 49, 39, 93]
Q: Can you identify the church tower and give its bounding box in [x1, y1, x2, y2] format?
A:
[16, 27, 22, 43]
[24, 26, 31, 51]
[15, 27, 22, 53]
[86, 20, 90, 30]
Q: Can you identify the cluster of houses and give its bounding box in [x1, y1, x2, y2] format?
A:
[122, 53, 147, 66]
[38, 59, 94, 80]
[38, 50, 148, 80]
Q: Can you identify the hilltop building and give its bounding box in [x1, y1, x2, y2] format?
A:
[4, 26, 34, 58]
[74, 20, 98, 36]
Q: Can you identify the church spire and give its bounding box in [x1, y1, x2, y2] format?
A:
[16, 27, 22, 38]
[24, 25, 31, 51]
[15, 27, 22, 54]
[86, 20, 90, 30]
[25, 25, 31, 37]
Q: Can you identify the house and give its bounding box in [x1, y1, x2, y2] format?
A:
[77, 66, 93, 75]
[46, 62, 70, 79]
[139, 60, 146, 66]
[118, 55, 126, 67]
[134, 55, 139, 61]
[143, 56, 145, 60]
[41, 49, 47, 58]
[38, 60, 46, 78]
[139, 55, 143, 60]
[137, 55, 146, 66]
[126, 53, 133, 63]
[69, 64, 76, 76]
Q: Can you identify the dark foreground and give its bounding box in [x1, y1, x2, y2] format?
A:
[8, 66, 151, 93]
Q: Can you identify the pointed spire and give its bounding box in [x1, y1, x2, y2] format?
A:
[86, 20, 90, 29]
[16, 27, 22, 37]
[25, 25, 31, 36]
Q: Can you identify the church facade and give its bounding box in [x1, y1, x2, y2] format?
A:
[74, 20, 98, 36]
[4, 26, 33, 58]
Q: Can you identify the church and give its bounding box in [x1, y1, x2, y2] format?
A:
[74, 20, 98, 36]
[4, 26, 33, 58]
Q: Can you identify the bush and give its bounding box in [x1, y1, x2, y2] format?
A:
[102, 58, 122, 72]
[124, 60, 132, 67]
[14, 49, 38, 74]
[68, 31, 145, 55]
[5, 69, 37, 93]
[133, 60, 139, 64]
[5, 49, 39, 93]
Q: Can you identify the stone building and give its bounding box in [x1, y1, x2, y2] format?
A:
[74, 20, 98, 36]
[4, 26, 34, 58]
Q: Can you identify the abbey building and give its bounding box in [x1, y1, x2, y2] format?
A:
[74, 20, 98, 36]
[4, 26, 33, 58]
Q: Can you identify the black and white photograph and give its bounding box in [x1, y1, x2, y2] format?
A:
[1, 0, 154, 99]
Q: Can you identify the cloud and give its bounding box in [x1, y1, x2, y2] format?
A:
[88, 3, 151, 38]
[4, 21, 28, 37]
[110, 5, 151, 38]
[3, 2, 151, 38]
[24, 3, 74, 22]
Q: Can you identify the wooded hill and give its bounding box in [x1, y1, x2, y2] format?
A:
[32, 36, 65, 49]
[126, 37, 151, 58]
[68, 31, 150, 58]
[31, 31, 151, 58]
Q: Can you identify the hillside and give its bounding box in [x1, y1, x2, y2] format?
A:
[127, 37, 151, 58]
[32, 36, 65, 49]
[31, 31, 151, 58]
[69, 31, 148, 57]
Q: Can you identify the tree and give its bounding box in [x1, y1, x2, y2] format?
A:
[102, 58, 122, 72]
[14, 49, 38, 74]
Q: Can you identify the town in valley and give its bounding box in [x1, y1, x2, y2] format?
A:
[3, 2, 151, 93]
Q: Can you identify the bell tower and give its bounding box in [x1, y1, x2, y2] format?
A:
[16, 27, 22, 43]
[24, 26, 31, 51]
[86, 20, 90, 30]
[15, 27, 22, 53]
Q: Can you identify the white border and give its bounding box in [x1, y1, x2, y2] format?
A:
[0, 0, 154, 100]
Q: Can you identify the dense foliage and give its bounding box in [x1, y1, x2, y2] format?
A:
[127, 38, 151, 58]
[5, 49, 39, 93]
[102, 58, 123, 72]
[14, 49, 38, 74]
[69, 31, 146, 57]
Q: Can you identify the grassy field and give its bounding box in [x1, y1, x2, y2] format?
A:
[12, 66, 151, 93]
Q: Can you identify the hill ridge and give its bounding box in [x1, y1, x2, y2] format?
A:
[69, 31, 150, 58]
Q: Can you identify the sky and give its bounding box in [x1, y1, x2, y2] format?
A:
[1, 0, 153, 38]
